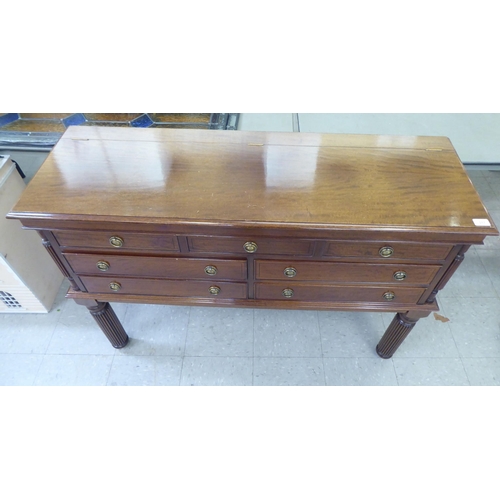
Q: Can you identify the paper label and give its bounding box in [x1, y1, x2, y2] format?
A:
[472, 218, 492, 227]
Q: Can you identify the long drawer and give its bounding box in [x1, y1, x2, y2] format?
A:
[324, 241, 452, 261]
[80, 276, 248, 299]
[255, 260, 441, 285]
[54, 230, 180, 252]
[64, 253, 247, 280]
[187, 236, 315, 256]
[254, 282, 425, 304]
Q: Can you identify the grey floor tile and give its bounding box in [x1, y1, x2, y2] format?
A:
[439, 247, 497, 299]
[107, 355, 182, 386]
[185, 307, 253, 356]
[323, 358, 398, 386]
[476, 249, 500, 297]
[440, 297, 500, 357]
[181, 356, 253, 386]
[46, 300, 128, 355]
[254, 309, 321, 357]
[116, 304, 190, 356]
[393, 358, 470, 386]
[462, 358, 500, 385]
[468, 178, 500, 211]
[0, 353, 44, 385]
[319, 311, 385, 357]
[253, 357, 325, 386]
[0, 309, 62, 354]
[34, 354, 113, 386]
[381, 310, 460, 358]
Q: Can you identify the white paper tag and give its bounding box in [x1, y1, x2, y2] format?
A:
[473, 218, 492, 227]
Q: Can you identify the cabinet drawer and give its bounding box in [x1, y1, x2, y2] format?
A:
[80, 276, 247, 299]
[255, 260, 440, 285]
[324, 241, 452, 261]
[54, 231, 180, 252]
[187, 236, 314, 256]
[255, 282, 425, 304]
[64, 254, 247, 280]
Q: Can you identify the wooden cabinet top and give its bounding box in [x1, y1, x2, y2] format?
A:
[9, 126, 498, 237]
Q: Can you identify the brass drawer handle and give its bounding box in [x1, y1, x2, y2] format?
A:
[109, 282, 122, 292]
[283, 267, 297, 278]
[282, 288, 294, 298]
[243, 241, 258, 253]
[96, 260, 110, 272]
[109, 236, 124, 248]
[393, 271, 407, 281]
[379, 246, 394, 258]
[204, 265, 218, 276]
[209, 286, 221, 295]
[383, 291, 395, 301]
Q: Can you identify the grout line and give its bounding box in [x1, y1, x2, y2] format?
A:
[316, 311, 327, 385]
[252, 309, 255, 386]
[178, 307, 193, 385]
[292, 113, 300, 133]
[458, 357, 472, 386]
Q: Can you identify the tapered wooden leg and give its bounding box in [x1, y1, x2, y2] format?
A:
[376, 311, 428, 359]
[75, 299, 129, 348]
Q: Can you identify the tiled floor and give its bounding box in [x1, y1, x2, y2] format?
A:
[1, 116, 500, 386]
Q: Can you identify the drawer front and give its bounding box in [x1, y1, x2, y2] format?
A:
[187, 236, 314, 256]
[54, 231, 180, 252]
[255, 260, 441, 285]
[64, 254, 247, 280]
[80, 276, 247, 299]
[324, 241, 452, 261]
[255, 282, 425, 304]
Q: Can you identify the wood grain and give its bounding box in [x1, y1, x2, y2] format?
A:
[254, 260, 441, 285]
[9, 127, 497, 235]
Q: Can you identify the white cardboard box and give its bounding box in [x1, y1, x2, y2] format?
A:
[0, 155, 64, 312]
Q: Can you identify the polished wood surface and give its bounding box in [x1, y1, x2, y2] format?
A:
[254, 283, 425, 304]
[8, 127, 499, 357]
[80, 276, 248, 299]
[54, 230, 180, 251]
[64, 253, 247, 280]
[10, 127, 496, 234]
[254, 260, 440, 285]
[324, 241, 453, 260]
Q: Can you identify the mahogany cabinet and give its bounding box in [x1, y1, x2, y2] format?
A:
[8, 127, 498, 357]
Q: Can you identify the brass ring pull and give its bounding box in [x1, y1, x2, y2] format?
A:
[109, 282, 122, 292]
[282, 288, 294, 298]
[109, 236, 124, 248]
[393, 271, 407, 281]
[96, 260, 110, 272]
[379, 246, 394, 258]
[283, 267, 297, 278]
[383, 291, 395, 301]
[243, 241, 258, 253]
[209, 286, 221, 295]
[204, 265, 218, 276]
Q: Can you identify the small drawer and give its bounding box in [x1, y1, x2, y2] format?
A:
[255, 260, 441, 285]
[64, 254, 247, 280]
[80, 276, 248, 299]
[323, 241, 452, 261]
[187, 236, 314, 256]
[54, 230, 180, 252]
[255, 282, 425, 304]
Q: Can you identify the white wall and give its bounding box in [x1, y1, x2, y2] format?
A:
[238, 113, 500, 163]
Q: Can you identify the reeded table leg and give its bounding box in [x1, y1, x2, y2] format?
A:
[75, 299, 129, 348]
[376, 311, 428, 359]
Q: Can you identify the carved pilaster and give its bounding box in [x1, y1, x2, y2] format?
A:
[42, 238, 80, 290]
[426, 246, 468, 303]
